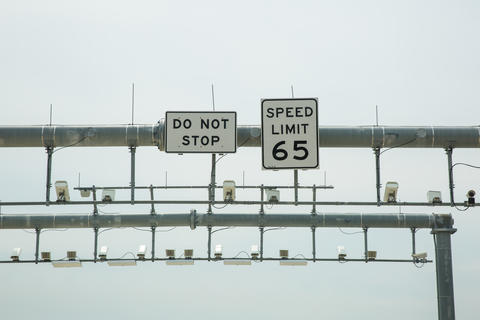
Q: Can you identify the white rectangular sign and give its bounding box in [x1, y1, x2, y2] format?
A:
[261, 98, 319, 169]
[165, 111, 237, 153]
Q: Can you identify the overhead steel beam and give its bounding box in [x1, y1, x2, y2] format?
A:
[0, 212, 435, 230]
[0, 124, 479, 149]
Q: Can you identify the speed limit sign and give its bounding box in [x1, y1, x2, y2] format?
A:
[261, 98, 319, 169]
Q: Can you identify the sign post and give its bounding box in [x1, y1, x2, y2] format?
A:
[261, 98, 319, 169]
[165, 111, 237, 153]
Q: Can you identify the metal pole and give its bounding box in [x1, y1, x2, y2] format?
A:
[259, 227, 264, 262]
[312, 185, 317, 214]
[374, 147, 381, 205]
[432, 215, 456, 320]
[149, 184, 155, 214]
[311, 227, 316, 262]
[363, 227, 368, 262]
[93, 227, 98, 263]
[35, 228, 40, 264]
[130, 146, 136, 205]
[207, 226, 212, 261]
[208, 154, 216, 214]
[92, 185, 98, 215]
[411, 228, 416, 257]
[45, 147, 53, 204]
[446, 147, 455, 206]
[260, 184, 264, 214]
[294, 170, 299, 205]
[151, 226, 156, 262]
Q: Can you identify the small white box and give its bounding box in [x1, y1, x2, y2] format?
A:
[223, 180, 236, 201]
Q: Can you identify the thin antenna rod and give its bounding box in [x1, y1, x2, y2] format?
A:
[211, 84, 215, 111]
[375, 105, 379, 126]
[78, 173, 81, 188]
[131, 83, 135, 125]
[291, 85, 294, 98]
[49, 104, 52, 126]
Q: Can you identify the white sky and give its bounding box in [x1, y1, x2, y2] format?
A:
[1, 1, 479, 319]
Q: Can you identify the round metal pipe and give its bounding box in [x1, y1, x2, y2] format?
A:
[0, 124, 479, 148]
[0, 213, 434, 230]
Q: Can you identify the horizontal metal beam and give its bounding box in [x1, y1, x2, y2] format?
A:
[0, 212, 440, 230]
[0, 124, 479, 148]
[0, 200, 472, 208]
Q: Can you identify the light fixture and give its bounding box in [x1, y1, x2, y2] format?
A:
[412, 252, 427, 260]
[467, 190, 476, 205]
[280, 260, 308, 266]
[367, 250, 377, 261]
[184, 249, 194, 259]
[265, 188, 280, 202]
[80, 188, 91, 198]
[55, 181, 70, 202]
[101, 189, 115, 202]
[224, 260, 251, 266]
[165, 249, 175, 259]
[137, 245, 147, 260]
[427, 191, 442, 203]
[166, 259, 194, 266]
[99, 246, 108, 260]
[337, 246, 347, 260]
[251, 245, 259, 259]
[384, 181, 399, 203]
[223, 180, 236, 202]
[52, 260, 82, 268]
[11, 248, 21, 261]
[107, 260, 136, 267]
[67, 251, 77, 260]
[41, 251, 51, 262]
[279, 249, 289, 259]
[214, 244, 222, 259]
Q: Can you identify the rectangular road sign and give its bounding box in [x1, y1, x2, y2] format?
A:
[261, 98, 319, 169]
[165, 111, 237, 153]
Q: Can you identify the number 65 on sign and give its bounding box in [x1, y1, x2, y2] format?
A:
[261, 98, 319, 170]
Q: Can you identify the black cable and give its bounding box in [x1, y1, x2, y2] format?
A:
[452, 162, 480, 170]
[215, 137, 251, 164]
[380, 138, 417, 155]
[338, 228, 364, 235]
[52, 136, 88, 154]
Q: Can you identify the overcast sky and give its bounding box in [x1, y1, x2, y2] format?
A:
[1, 1, 479, 319]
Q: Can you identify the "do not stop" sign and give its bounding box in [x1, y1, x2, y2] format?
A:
[165, 111, 237, 153]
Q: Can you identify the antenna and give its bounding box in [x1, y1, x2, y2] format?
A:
[375, 105, 379, 126]
[49, 104, 52, 126]
[78, 172, 81, 188]
[211, 84, 215, 111]
[291, 85, 295, 98]
[324, 171, 327, 186]
[131, 83, 135, 125]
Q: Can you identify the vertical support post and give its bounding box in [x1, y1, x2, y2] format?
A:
[411, 228, 416, 258]
[259, 227, 264, 262]
[208, 154, 216, 213]
[374, 147, 381, 206]
[92, 185, 98, 215]
[311, 227, 316, 262]
[260, 184, 264, 214]
[294, 170, 299, 206]
[432, 214, 456, 320]
[130, 146, 136, 205]
[35, 228, 40, 264]
[363, 227, 368, 262]
[93, 227, 99, 263]
[207, 226, 212, 261]
[446, 147, 455, 206]
[45, 147, 53, 204]
[312, 184, 317, 214]
[149, 184, 156, 215]
[151, 226, 156, 262]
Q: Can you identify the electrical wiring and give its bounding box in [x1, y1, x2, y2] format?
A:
[215, 137, 251, 164]
[212, 203, 229, 209]
[338, 228, 364, 235]
[232, 251, 250, 258]
[52, 136, 89, 154]
[132, 227, 176, 233]
[380, 138, 417, 155]
[211, 227, 233, 234]
[452, 162, 480, 170]
[264, 227, 285, 233]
